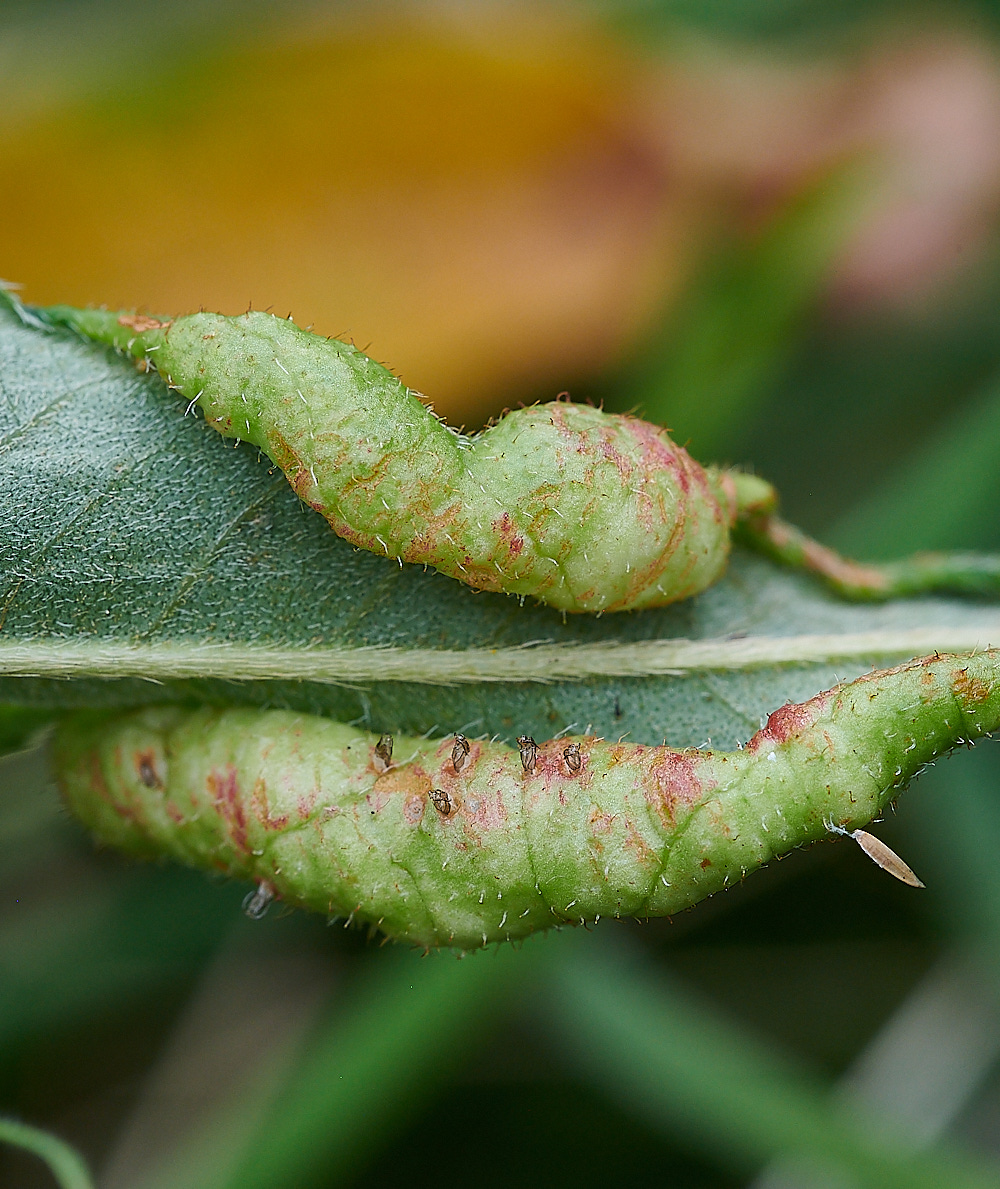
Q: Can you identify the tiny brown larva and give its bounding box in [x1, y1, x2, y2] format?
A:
[136, 751, 162, 789]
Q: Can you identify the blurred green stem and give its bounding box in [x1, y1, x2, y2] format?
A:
[736, 510, 1000, 599]
[183, 933, 556, 1189]
[609, 167, 864, 459]
[545, 935, 1000, 1189]
[0, 1116, 93, 1189]
[0, 705, 58, 758]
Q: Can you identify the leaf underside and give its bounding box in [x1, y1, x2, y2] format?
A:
[3, 310, 1000, 748]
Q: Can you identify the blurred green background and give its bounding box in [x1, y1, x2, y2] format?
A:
[6, 0, 1000, 1185]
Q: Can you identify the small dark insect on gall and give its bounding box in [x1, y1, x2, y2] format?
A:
[53, 647, 994, 950]
[136, 752, 162, 789]
[563, 743, 582, 774]
[517, 735, 538, 774]
[374, 733, 393, 772]
[430, 789, 456, 817]
[451, 734, 471, 773]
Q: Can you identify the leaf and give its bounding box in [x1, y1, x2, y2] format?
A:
[3, 309, 1000, 749]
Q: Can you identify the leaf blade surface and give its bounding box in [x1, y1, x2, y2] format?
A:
[4, 311, 1000, 746]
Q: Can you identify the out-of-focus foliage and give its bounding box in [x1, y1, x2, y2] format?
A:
[5, 0, 1000, 424]
[6, 2, 1000, 1188]
[0, 3, 678, 418]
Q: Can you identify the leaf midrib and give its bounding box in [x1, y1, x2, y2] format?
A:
[3, 626, 1000, 685]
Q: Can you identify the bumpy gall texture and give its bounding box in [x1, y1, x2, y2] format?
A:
[43, 306, 741, 613]
[11, 292, 1000, 608]
[55, 651, 1000, 949]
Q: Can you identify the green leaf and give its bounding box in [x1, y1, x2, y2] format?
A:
[3, 309, 1000, 749]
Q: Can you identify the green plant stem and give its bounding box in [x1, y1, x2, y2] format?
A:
[816, 339, 1000, 956]
[546, 936, 1000, 1189]
[607, 169, 864, 458]
[737, 512, 1000, 599]
[0, 1117, 94, 1189]
[0, 705, 58, 758]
